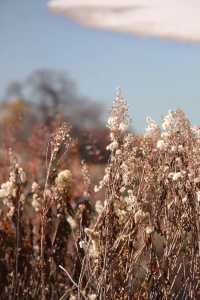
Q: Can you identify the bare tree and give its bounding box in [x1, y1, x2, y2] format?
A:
[4, 69, 103, 128]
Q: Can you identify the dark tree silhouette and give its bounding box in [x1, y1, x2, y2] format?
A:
[4, 69, 103, 128]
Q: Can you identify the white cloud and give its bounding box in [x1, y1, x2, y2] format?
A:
[48, 0, 200, 42]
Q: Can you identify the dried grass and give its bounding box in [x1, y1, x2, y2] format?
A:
[0, 90, 200, 299]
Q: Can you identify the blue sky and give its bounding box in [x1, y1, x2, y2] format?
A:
[1, 0, 200, 131]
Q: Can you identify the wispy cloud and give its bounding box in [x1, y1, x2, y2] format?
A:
[48, 0, 200, 42]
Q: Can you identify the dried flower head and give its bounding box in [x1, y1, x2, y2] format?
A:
[55, 169, 73, 193]
[107, 88, 130, 134]
[145, 116, 160, 139]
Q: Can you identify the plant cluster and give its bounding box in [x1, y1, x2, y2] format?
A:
[1, 90, 200, 299]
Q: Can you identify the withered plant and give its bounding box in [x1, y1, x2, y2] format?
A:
[1, 90, 200, 299]
[77, 90, 200, 300]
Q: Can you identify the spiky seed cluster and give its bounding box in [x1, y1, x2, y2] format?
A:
[95, 89, 130, 193]
[0, 153, 26, 218]
[107, 88, 130, 134]
[48, 122, 72, 168]
[145, 116, 160, 140]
